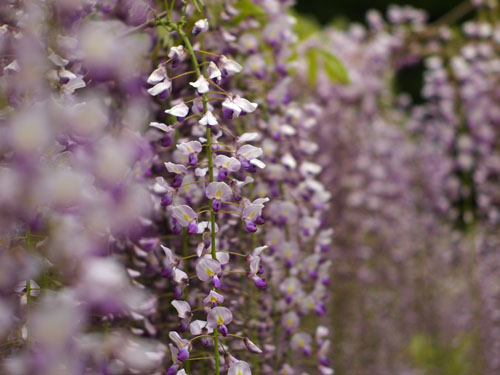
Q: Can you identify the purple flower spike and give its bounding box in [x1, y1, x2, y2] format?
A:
[219, 324, 228, 337]
[177, 347, 189, 362]
[302, 346, 312, 356]
[188, 220, 198, 234]
[320, 357, 330, 367]
[255, 215, 265, 225]
[244, 221, 257, 233]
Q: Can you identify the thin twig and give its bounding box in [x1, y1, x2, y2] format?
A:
[120, 10, 168, 37]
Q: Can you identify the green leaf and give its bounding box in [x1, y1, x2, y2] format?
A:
[155, 25, 172, 49]
[318, 49, 349, 85]
[292, 13, 320, 41]
[307, 49, 318, 87]
[233, 0, 266, 24]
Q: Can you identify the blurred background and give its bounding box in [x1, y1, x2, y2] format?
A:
[295, 0, 460, 24]
[292, 1, 498, 375]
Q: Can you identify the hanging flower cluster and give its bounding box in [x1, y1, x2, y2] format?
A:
[0, 0, 333, 375]
[136, 1, 333, 375]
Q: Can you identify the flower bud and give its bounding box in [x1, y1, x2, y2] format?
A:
[177, 347, 189, 361]
[219, 324, 228, 337]
[172, 174, 184, 189]
[212, 275, 221, 289]
[188, 220, 198, 234]
[161, 193, 173, 207]
[244, 221, 257, 233]
[212, 199, 222, 212]
[166, 365, 179, 375]
[244, 337, 263, 354]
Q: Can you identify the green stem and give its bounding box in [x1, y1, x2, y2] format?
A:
[177, 22, 220, 375]
[182, 229, 191, 374]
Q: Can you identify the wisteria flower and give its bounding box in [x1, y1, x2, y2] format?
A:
[244, 337, 263, 354]
[165, 162, 188, 188]
[189, 319, 213, 335]
[165, 102, 189, 121]
[193, 19, 209, 35]
[205, 182, 232, 212]
[248, 256, 266, 289]
[214, 155, 241, 181]
[282, 311, 300, 333]
[237, 132, 259, 144]
[171, 300, 192, 320]
[147, 65, 168, 84]
[207, 306, 232, 336]
[291, 332, 312, 356]
[168, 45, 184, 68]
[172, 205, 198, 233]
[219, 55, 243, 75]
[207, 61, 222, 82]
[150, 122, 175, 147]
[196, 258, 222, 287]
[222, 97, 242, 119]
[228, 361, 251, 375]
[169, 331, 190, 361]
[189, 75, 210, 94]
[147, 65, 171, 99]
[177, 141, 203, 167]
[241, 199, 268, 232]
[280, 277, 303, 304]
[203, 290, 224, 306]
[199, 110, 218, 127]
[233, 96, 258, 115]
[237, 144, 265, 172]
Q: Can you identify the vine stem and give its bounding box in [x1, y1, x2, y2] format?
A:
[120, 10, 168, 37]
[176, 21, 220, 375]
